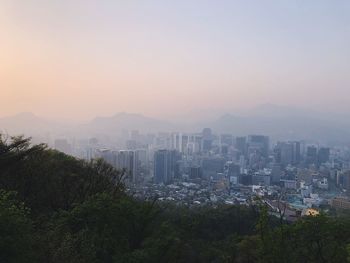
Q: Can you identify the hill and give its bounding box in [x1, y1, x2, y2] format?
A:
[82, 112, 176, 134]
[0, 135, 349, 262]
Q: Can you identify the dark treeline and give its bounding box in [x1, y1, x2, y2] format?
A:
[0, 135, 350, 263]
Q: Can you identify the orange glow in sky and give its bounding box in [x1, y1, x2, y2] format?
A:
[1, 1, 350, 120]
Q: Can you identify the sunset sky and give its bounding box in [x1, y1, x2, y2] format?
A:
[1, 0, 349, 120]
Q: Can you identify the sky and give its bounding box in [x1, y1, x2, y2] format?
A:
[1, 0, 350, 120]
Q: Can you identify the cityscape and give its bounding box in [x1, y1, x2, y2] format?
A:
[47, 127, 350, 219]
[1, 0, 350, 262]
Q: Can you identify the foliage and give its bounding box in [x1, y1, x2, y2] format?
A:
[255, 204, 350, 263]
[0, 135, 349, 262]
[0, 190, 35, 263]
[0, 135, 124, 215]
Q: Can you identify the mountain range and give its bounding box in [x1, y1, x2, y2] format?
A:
[1, 105, 349, 144]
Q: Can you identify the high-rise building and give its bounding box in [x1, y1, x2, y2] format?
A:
[220, 134, 233, 155]
[220, 134, 233, 146]
[154, 149, 180, 184]
[170, 133, 190, 153]
[306, 146, 318, 165]
[247, 135, 269, 158]
[252, 173, 271, 186]
[116, 150, 138, 183]
[136, 149, 148, 166]
[275, 142, 299, 166]
[280, 143, 294, 165]
[221, 144, 229, 155]
[171, 132, 181, 151]
[54, 139, 72, 154]
[181, 134, 189, 153]
[126, 140, 137, 150]
[85, 147, 95, 161]
[226, 162, 240, 186]
[291, 141, 301, 164]
[271, 164, 282, 184]
[156, 132, 171, 149]
[189, 166, 201, 179]
[342, 171, 350, 191]
[239, 155, 246, 170]
[202, 128, 213, 152]
[194, 134, 203, 153]
[235, 137, 247, 156]
[96, 149, 115, 166]
[225, 162, 240, 177]
[318, 147, 330, 165]
[201, 156, 225, 178]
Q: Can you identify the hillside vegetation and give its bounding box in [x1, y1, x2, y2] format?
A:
[0, 134, 349, 263]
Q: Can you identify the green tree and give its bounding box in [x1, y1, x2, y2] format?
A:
[0, 134, 124, 215]
[0, 190, 35, 263]
[47, 193, 159, 263]
[256, 210, 350, 263]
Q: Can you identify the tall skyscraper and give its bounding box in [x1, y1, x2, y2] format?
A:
[342, 171, 350, 191]
[171, 132, 182, 151]
[154, 149, 180, 184]
[247, 135, 269, 158]
[181, 134, 189, 153]
[194, 134, 203, 153]
[202, 128, 213, 152]
[126, 140, 137, 150]
[306, 146, 318, 165]
[271, 164, 282, 184]
[220, 134, 234, 146]
[96, 149, 115, 166]
[220, 134, 233, 155]
[275, 141, 300, 166]
[116, 150, 138, 183]
[235, 136, 247, 156]
[291, 141, 301, 165]
[318, 147, 330, 165]
[201, 156, 225, 179]
[189, 166, 202, 179]
[54, 139, 72, 155]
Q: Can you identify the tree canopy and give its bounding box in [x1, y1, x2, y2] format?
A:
[0, 135, 349, 262]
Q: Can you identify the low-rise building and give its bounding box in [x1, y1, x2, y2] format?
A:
[331, 197, 350, 210]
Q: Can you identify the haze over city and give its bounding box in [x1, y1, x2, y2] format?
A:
[2, 1, 350, 262]
[1, 0, 350, 120]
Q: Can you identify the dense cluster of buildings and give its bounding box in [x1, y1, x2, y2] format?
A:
[51, 128, 350, 214]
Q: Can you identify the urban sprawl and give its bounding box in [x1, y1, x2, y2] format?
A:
[53, 129, 350, 220]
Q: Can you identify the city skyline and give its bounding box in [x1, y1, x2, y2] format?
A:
[1, 2, 350, 261]
[1, 0, 350, 120]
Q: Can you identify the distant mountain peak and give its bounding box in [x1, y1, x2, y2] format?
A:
[92, 112, 152, 123]
[14, 112, 38, 118]
[1, 112, 45, 122]
[17, 111, 34, 115]
[112, 112, 145, 118]
[87, 112, 174, 133]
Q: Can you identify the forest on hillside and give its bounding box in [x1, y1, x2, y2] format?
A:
[0, 134, 350, 263]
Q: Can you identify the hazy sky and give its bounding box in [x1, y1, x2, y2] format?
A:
[1, 0, 349, 120]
